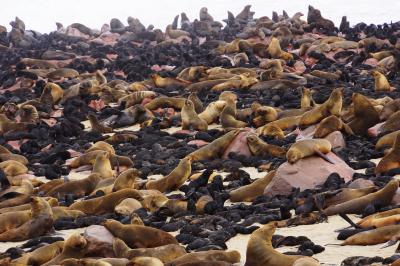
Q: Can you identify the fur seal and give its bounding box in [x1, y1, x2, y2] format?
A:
[46, 68, 79, 80]
[0, 210, 31, 234]
[0, 159, 28, 176]
[230, 170, 276, 202]
[0, 197, 53, 242]
[13, 240, 64, 265]
[186, 129, 240, 161]
[118, 91, 157, 108]
[92, 151, 114, 179]
[104, 219, 178, 248]
[144, 96, 186, 110]
[198, 101, 226, 124]
[375, 130, 400, 150]
[286, 139, 332, 164]
[256, 123, 285, 139]
[114, 198, 142, 215]
[377, 111, 400, 136]
[69, 188, 142, 215]
[323, 180, 399, 216]
[357, 208, 400, 228]
[380, 99, 400, 121]
[299, 88, 342, 128]
[166, 250, 241, 266]
[314, 115, 353, 138]
[376, 133, 400, 174]
[245, 222, 315, 266]
[128, 257, 163, 266]
[42, 233, 88, 266]
[372, 70, 394, 92]
[113, 168, 141, 192]
[88, 114, 113, 133]
[340, 224, 400, 246]
[41, 82, 64, 104]
[146, 157, 192, 192]
[348, 93, 380, 135]
[150, 74, 190, 88]
[86, 141, 115, 155]
[17, 104, 39, 123]
[267, 37, 293, 60]
[246, 133, 286, 157]
[0, 114, 29, 133]
[220, 99, 247, 129]
[46, 173, 101, 198]
[113, 238, 186, 263]
[181, 100, 208, 131]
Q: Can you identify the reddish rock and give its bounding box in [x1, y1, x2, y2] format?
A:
[368, 122, 384, 137]
[324, 131, 346, 150]
[187, 140, 209, 147]
[264, 152, 354, 196]
[222, 128, 253, 159]
[348, 178, 375, 189]
[84, 225, 115, 257]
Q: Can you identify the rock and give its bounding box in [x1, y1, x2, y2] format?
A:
[84, 225, 115, 257]
[222, 128, 253, 159]
[264, 152, 354, 196]
[348, 178, 375, 189]
[324, 131, 346, 150]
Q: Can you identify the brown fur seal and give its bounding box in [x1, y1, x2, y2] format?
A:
[166, 250, 241, 266]
[210, 75, 258, 92]
[86, 141, 115, 155]
[113, 168, 141, 192]
[13, 240, 64, 265]
[113, 238, 186, 263]
[315, 186, 377, 209]
[69, 188, 143, 215]
[17, 104, 39, 123]
[46, 68, 79, 80]
[0, 114, 29, 133]
[46, 173, 101, 198]
[357, 208, 400, 228]
[376, 133, 400, 174]
[128, 256, 163, 266]
[301, 88, 315, 108]
[376, 130, 400, 150]
[42, 233, 88, 266]
[380, 99, 400, 121]
[0, 159, 28, 176]
[372, 70, 394, 92]
[104, 219, 178, 248]
[341, 224, 400, 246]
[246, 133, 286, 157]
[286, 139, 332, 164]
[92, 151, 114, 179]
[245, 222, 315, 266]
[256, 124, 285, 139]
[0, 197, 53, 242]
[114, 198, 142, 215]
[146, 157, 192, 192]
[348, 93, 380, 135]
[230, 171, 276, 202]
[198, 101, 226, 124]
[181, 100, 208, 131]
[52, 207, 84, 220]
[0, 153, 28, 165]
[88, 114, 113, 133]
[378, 111, 400, 136]
[0, 210, 31, 234]
[151, 74, 190, 88]
[314, 115, 353, 138]
[267, 37, 293, 60]
[118, 91, 157, 108]
[186, 129, 240, 161]
[299, 88, 342, 128]
[41, 82, 64, 104]
[144, 96, 186, 110]
[220, 99, 247, 129]
[323, 180, 399, 216]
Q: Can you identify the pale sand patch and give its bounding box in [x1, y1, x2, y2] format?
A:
[226, 214, 397, 266]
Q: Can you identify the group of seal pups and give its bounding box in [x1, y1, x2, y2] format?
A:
[0, 4, 399, 266]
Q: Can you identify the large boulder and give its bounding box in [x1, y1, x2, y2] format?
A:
[84, 225, 115, 257]
[264, 152, 354, 196]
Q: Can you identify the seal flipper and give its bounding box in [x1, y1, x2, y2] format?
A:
[314, 149, 335, 164]
[381, 239, 399, 249]
[338, 213, 361, 229]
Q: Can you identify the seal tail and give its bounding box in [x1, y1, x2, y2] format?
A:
[314, 149, 335, 164]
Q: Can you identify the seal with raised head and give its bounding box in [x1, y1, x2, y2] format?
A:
[286, 139, 332, 164]
[181, 99, 208, 131]
[376, 133, 400, 174]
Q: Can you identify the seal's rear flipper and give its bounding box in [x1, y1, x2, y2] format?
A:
[381, 239, 399, 249]
[339, 213, 361, 229]
[315, 149, 335, 164]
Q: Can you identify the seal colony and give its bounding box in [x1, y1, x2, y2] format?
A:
[0, 4, 399, 265]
